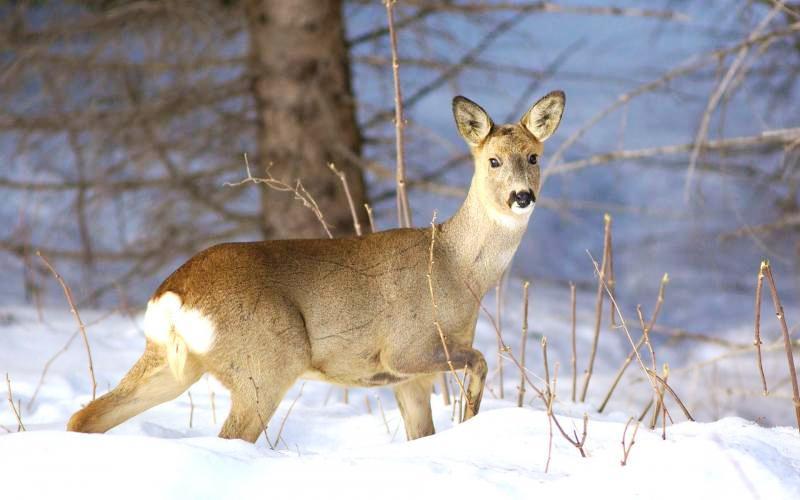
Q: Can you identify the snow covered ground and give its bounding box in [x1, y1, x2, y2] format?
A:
[1, 287, 799, 499]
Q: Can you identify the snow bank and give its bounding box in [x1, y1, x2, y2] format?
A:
[1, 412, 798, 500]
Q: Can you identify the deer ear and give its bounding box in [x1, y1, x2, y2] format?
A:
[521, 91, 565, 142]
[452, 96, 494, 146]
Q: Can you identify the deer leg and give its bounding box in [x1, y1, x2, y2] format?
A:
[393, 375, 435, 440]
[210, 309, 311, 443]
[67, 341, 203, 433]
[387, 345, 488, 424]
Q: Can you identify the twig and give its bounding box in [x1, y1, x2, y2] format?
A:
[570, 282, 577, 402]
[580, 213, 612, 402]
[273, 382, 305, 448]
[427, 212, 470, 411]
[385, 0, 411, 228]
[207, 376, 217, 425]
[754, 262, 769, 395]
[247, 372, 274, 449]
[496, 282, 505, 400]
[187, 391, 194, 429]
[37, 250, 96, 400]
[466, 284, 545, 400]
[365, 395, 372, 415]
[638, 398, 654, 422]
[620, 417, 640, 466]
[328, 163, 362, 237]
[588, 252, 693, 421]
[647, 370, 693, 422]
[5, 374, 25, 432]
[637, 305, 663, 429]
[542, 337, 551, 402]
[364, 203, 377, 233]
[544, 363, 559, 473]
[607, 223, 617, 327]
[250, 377, 272, 448]
[376, 395, 391, 435]
[29, 308, 118, 410]
[598, 273, 668, 413]
[546, 128, 800, 177]
[761, 261, 800, 432]
[517, 281, 530, 407]
[551, 411, 588, 458]
[227, 153, 333, 239]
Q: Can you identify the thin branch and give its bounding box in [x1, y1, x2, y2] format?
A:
[548, 128, 800, 177]
[226, 154, 333, 238]
[273, 383, 305, 449]
[37, 250, 96, 400]
[5, 373, 25, 432]
[580, 214, 611, 402]
[364, 203, 377, 233]
[496, 282, 505, 400]
[385, 0, 412, 228]
[588, 251, 693, 421]
[517, 281, 530, 407]
[754, 262, 769, 395]
[598, 273, 668, 413]
[544, 21, 800, 178]
[328, 163, 362, 237]
[466, 284, 545, 400]
[570, 282, 577, 402]
[620, 417, 640, 466]
[207, 376, 217, 425]
[761, 261, 800, 432]
[427, 212, 470, 411]
[376, 395, 391, 435]
[187, 391, 194, 429]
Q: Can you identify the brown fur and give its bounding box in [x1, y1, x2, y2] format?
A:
[67, 91, 565, 442]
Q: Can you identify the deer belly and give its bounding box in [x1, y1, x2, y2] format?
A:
[300, 368, 408, 387]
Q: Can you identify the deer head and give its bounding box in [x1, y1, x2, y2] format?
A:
[452, 91, 565, 227]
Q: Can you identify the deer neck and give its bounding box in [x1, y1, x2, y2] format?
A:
[439, 177, 530, 297]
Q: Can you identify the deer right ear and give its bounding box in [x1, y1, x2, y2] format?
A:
[452, 96, 493, 146]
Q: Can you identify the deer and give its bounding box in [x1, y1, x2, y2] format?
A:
[67, 91, 565, 442]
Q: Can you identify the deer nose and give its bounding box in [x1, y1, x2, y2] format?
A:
[512, 190, 535, 208]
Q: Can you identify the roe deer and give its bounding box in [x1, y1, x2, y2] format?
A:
[67, 91, 565, 441]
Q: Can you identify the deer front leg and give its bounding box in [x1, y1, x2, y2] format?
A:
[387, 345, 488, 424]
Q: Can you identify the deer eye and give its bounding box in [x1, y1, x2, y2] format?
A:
[489, 158, 501, 168]
[528, 153, 538, 165]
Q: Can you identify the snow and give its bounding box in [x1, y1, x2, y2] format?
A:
[2, 300, 800, 499]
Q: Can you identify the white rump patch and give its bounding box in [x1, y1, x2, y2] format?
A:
[143, 291, 215, 354]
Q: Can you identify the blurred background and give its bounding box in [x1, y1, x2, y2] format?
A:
[1, 1, 799, 345]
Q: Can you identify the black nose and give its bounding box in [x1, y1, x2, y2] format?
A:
[512, 190, 535, 207]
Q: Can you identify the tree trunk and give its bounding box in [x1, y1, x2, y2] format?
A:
[245, 0, 368, 239]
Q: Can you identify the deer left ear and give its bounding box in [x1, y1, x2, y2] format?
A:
[521, 90, 565, 142]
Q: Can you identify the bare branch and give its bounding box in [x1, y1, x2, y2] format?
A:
[761, 260, 800, 432]
[5, 373, 25, 432]
[37, 250, 97, 400]
[385, 0, 412, 228]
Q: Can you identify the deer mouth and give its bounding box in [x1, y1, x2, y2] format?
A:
[508, 189, 536, 214]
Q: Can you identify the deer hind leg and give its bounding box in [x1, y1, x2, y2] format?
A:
[217, 373, 296, 444]
[394, 375, 435, 440]
[211, 308, 311, 443]
[67, 341, 204, 433]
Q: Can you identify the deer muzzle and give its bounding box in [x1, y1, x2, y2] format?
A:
[509, 189, 536, 214]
